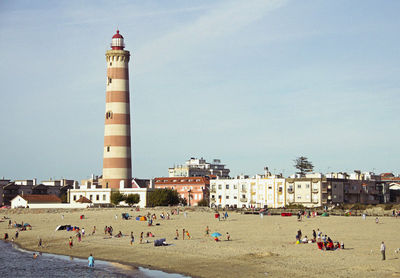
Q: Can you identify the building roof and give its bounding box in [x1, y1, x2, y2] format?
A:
[154, 176, 210, 185]
[76, 196, 92, 203]
[19, 194, 62, 203]
[132, 178, 150, 188]
[112, 30, 123, 39]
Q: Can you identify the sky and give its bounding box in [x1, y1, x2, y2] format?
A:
[0, 0, 399, 181]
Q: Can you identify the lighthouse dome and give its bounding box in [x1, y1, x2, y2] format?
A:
[111, 30, 125, 50]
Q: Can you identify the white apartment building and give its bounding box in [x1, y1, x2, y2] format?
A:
[169, 157, 230, 178]
[209, 172, 286, 208]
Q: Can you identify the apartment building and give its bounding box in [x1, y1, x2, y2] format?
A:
[169, 157, 230, 178]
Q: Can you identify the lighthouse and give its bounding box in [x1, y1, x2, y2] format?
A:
[102, 30, 132, 189]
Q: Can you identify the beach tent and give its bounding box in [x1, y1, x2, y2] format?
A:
[135, 216, 147, 221]
[55, 225, 72, 231]
[154, 238, 166, 246]
[321, 212, 329, 217]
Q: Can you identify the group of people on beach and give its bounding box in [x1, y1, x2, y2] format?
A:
[295, 228, 343, 251]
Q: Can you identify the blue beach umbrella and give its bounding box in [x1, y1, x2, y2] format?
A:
[211, 232, 222, 237]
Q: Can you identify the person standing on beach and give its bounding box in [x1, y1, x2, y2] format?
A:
[140, 232, 143, 244]
[88, 254, 94, 267]
[176, 229, 179, 239]
[130, 232, 134, 245]
[226, 232, 230, 241]
[381, 241, 386, 260]
[15, 230, 19, 239]
[104, 226, 107, 235]
[69, 237, 73, 248]
[183, 228, 185, 240]
[92, 226, 96, 235]
[38, 238, 42, 247]
[205, 226, 210, 236]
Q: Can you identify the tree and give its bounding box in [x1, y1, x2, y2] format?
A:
[294, 156, 314, 176]
[147, 188, 181, 207]
[197, 198, 209, 207]
[110, 191, 125, 206]
[125, 194, 140, 206]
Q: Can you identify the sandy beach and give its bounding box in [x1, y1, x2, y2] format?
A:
[1, 207, 400, 278]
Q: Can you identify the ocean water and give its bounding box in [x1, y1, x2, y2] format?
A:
[0, 241, 189, 278]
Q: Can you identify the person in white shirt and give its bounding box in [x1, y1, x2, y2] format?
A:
[381, 241, 386, 260]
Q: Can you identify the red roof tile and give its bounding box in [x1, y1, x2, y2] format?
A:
[21, 194, 62, 203]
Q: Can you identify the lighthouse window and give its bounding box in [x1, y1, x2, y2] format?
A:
[106, 111, 112, 119]
[106, 146, 110, 152]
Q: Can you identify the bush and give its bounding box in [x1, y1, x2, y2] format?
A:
[384, 204, 393, 210]
[147, 188, 181, 207]
[125, 194, 140, 206]
[197, 198, 209, 207]
[285, 203, 305, 209]
[351, 203, 366, 210]
[110, 191, 125, 206]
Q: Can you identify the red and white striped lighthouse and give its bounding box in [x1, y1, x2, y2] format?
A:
[102, 30, 132, 189]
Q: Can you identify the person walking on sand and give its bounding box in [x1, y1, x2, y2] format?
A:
[381, 241, 386, 260]
[186, 230, 191, 239]
[376, 217, 379, 224]
[130, 232, 134, 245]
[69, 237, 73, 248]
[205, 226, 210, 236]
[92, 226, 96, 235]
[38, 238, 42, 248]
[183, 228, 185, 240]
[175, 229, 179, 240]
[140, 232, 143, 244]
[88, 253, 94, 267]
[104, 226, 107, 235]
[226, 232, 230, 241]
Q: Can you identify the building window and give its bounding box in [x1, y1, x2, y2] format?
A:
[226, 196, 229, 199]
[106, 111, 113, 119]
[90, 195, 93, 200]
[108, 77, 112, 84]
[96, 195, 99, 201]
[106, 182, 109, 188]
[73, 195, 76, 201]
[234, 196, 237, 199]
[103, 194, 106, 201]
[234, 184, 237, 189]
[297, 185, 301, 189]
[107, 146, 110, 152]
[297, 196, 301, 199]
[110, 62, 112, 66]
[226, 184, 229, 189]
[306, 184, 310, 188]
[218, 185, 222, 189]
[268, 186, 272, 190]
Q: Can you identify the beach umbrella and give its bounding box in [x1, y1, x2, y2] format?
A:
[211, 232, 222, 237]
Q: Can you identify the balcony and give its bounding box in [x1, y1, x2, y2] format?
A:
[287, 189, 294, 194]
[210, 189, 216, 193]
[321, 188, 328, 194]
[240, 198, 248, 202]
[312, 188, 319, 193]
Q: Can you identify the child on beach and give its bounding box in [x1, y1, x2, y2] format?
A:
[130, 232, 134, 245]
[226, 232, 230, 241]
[186, 230, 191, 239]
[88, 254, 94, 267]
[205, 226, 210, 236]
